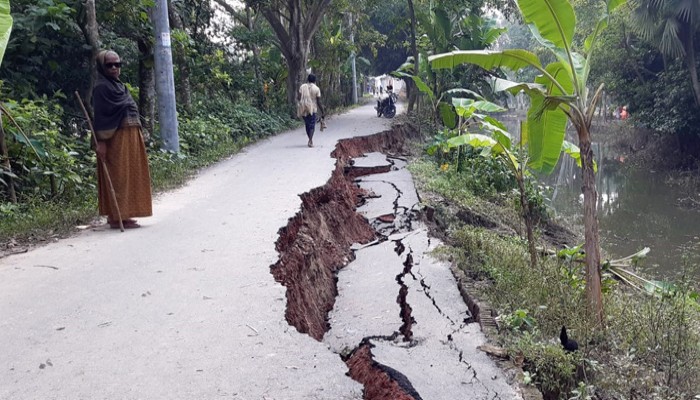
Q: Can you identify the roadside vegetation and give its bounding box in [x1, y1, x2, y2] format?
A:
[396, 0, 700, 396]
[410, 126, 700, 399]
[0, 93, 297, 248]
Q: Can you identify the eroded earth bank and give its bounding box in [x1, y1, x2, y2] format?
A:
[271, 124, 522, 400]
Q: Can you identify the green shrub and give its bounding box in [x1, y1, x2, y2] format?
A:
[512, 332, 579, 398]
[1, 96, 297, 245]
[415, 155, 700, 399]
[2, 97, 94, 202]
[178, 114, 232, 155]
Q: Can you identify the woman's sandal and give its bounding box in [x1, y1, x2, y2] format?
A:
[109, 219, 141, 229]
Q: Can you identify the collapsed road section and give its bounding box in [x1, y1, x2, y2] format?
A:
[271, 124, 522, 400]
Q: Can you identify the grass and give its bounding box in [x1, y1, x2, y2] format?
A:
[411, 155, 700, 400]
[0, 199, 98, 247]
[148, 137, 251, 192]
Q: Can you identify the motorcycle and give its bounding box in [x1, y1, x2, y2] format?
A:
[376, 92, 397, 118]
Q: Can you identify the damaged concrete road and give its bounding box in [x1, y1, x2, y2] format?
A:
[0, 104, 520, 399]
[336, 155, 518, 399]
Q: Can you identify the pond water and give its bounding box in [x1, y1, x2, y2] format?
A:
[499, 118, 700, 279]
[545, 142, 700, 280]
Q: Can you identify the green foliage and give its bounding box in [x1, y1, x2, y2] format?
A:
[607, 56, 700, 137]
[415, 154, 700, 397]
[503, 308, 536, 332]
[630, 0, 699, 59]
[430, 0, 627, 175]
[0, 0, 13, 66]
[3, 0, 83, 99]
[2, 97, 94, 201]
[176, 100, 295, 156]
[513, 332, 579, 397]
[422, 146, 517, 200]
[178, 114, 232, 155]
[604, 267, 700, 398]
[588, 1, 700, 139]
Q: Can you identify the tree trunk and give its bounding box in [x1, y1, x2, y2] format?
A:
[168, 0, 192, 113]
[81, 0, 100, 116]
[406, 0, 418, 113]
[685, 32, 700, 107]
[579, 126, 604, 326]
[602, 91, 607, 123]
[258, 0, 331, 116]
[286, 55, 307, 116]
[137, 38, 156, 139]
[245, 6, 265, 108]
[0, 116, 17, 203]
[517, 173, 537, 267]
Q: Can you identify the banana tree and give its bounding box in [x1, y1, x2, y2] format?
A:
[429, 0, 626, 325]
[445, 117, 542, 267]
[446, 105, 587, 268]
[0, 0, 14, 202]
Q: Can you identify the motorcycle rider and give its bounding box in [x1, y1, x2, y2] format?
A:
[376, 84, 394, 116]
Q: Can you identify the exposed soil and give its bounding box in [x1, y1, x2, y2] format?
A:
[345, 340, 423, 400]
[270, 161, 376, 340]
[270, 123, 424, 398]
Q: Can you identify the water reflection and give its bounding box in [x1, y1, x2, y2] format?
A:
[546, 143, 700, 279]
[496, 117, 699, 278]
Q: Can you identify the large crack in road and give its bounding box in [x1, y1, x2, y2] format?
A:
[270, 124, 521, 400]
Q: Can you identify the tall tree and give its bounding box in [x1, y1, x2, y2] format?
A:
[78, 0, 100, 114]
[212, 0, 267, 107]
[244, 0, 332, 112]
[631, 0, 700, 106]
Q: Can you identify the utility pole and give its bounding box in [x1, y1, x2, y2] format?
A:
[349, 12, 358, 104]
[152, 0, 179, 152]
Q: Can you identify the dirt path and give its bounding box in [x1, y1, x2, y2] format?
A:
[0, 104, 520, 399]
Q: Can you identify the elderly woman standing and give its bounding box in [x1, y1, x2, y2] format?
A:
[92, 50, 152, 229]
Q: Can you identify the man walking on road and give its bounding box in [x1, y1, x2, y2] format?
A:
[297, 74, 325, 148]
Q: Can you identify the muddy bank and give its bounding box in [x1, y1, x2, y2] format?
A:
[600, 124, 699, 170]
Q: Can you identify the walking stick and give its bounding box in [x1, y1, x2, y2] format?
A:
[74, 91, 124, 232]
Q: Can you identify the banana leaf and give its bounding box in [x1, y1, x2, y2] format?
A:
[429, 49, 542, 72]
[438, 102, 457, 129]
[517, 0, 575, 51]
[0, 0, 12, 66]
[527, 92, 567, 174]
[491, 77, 544, 95]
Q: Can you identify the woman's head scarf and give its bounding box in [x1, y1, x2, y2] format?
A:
[92, 50, 138, 132]
[96, 50, 119, 77]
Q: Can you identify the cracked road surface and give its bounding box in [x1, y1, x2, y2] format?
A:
[0, 104, 520, 399]
[330, 154, 519, 399]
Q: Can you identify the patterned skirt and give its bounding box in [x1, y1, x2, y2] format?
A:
[97, 125, 152, 221]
